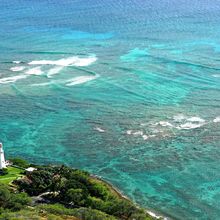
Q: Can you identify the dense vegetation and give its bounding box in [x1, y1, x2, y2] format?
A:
[9, 158, 30, 168]
[0, 183, 30, 213]
[0, 160, 155, 220]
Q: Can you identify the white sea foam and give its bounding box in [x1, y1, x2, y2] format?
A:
[158, 121, 173, 127]
[187, 117, 205, 123]
[73, 56, 97, 67]
[13, 61, 21, 64]
[213, 117, 220, 123]
[133, 131, 144, 136]
[126, 130, 132, 135]
[140, 123, 147, 126]
[31, 82, 52, 87]
[127, 130, 151, 140]
[175, 116, 206, 130]
[130, 157, 140, 162]
[10, 66, 26, 72]
[177, 122, 204, 130]
[147, 211, 167, 220]
[94, 127, 105, 133]
[0, 75, 27, 84]
[152, 115, 206, 131]
[66, 75, 98, 86]
[142, 134, 157, 140]
[47, 66, 63, 78]
[28, 56, 97, 67]
[26, 67, 43, 75]
[142, 135, 149, 140]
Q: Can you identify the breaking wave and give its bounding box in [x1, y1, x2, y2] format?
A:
[28, 56, 97, 67]
[0, 75, 27, 84]
[65, 75, 99, 86]
[10, 66, 26, 72]
[25, 67, 43, 75]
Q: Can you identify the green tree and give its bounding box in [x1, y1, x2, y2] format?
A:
[0, 183, 30, 211]
[0, 184, 10, 207]
[0, 168, 8, 176]
[8, 192, 31, 211]
[66, 188, 85, 206]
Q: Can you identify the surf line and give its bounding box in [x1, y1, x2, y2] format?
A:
[64, 65, 100, 86]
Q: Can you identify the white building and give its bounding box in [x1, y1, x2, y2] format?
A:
[25, 167, 37, 172]
[0, 143, 6, 169]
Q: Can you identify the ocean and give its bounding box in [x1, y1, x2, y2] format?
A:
[1, 0, 220, 219]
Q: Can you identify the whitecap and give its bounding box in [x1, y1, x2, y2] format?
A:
[142, 134, 157, 140]
[47, 66, 63, 78]
[142, 135, 149, 140]
[158, 121, 173, 127]
[26, 67, 43, 75]
[66, 75, 99, 86]
[187, 117, 205, 123]
[133, 131, 144, 136]
[13, 61, 21, 64]
[177, 122, 204, 130]
[28, 56, 97, 67]
[31, 82, 52, 87]
[10, 66, 25, 72]
[126, 130, 132, 135]
[213, 117, 220, 123]
[94, 127, 105, 133]
[74, 56, 97, 67]
[130, 157, 140, 162]
[0, 75, 27, 84]
[140, 123, 147, 126]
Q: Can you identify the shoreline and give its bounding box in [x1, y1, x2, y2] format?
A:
[7, 160, 169, 219]
[91, 174, 168, 220]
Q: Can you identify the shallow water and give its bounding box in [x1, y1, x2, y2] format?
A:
[1, 0, 220, 219]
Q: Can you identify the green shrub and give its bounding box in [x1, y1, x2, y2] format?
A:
[88, 182, 110, 200]
[0, 184, 11, 207]
[16, 169, 54, 196]
[38, 204, 116, 220]
[9, 158, 29, 168]
[70, 207, 117, 220]
[8, 192, 31, 211]
[38, 203, 75, 216]
[0, 168, 8, 176]
[0, 183, 31, 211]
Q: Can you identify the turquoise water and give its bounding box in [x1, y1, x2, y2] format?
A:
[1, 0, 220, 219]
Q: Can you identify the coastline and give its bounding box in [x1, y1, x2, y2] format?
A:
[91, 174, 168, 220]
[2, 158, 169, 219]
[1, 159, 168, 220]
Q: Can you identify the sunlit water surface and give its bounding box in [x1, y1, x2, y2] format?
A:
[1, 0, 220, 219]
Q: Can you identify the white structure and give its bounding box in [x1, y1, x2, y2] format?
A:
[25, 167, 37, 172]
[0, 143, 6, 169]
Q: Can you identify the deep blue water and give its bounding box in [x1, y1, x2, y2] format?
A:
[1, 0, 220, 219]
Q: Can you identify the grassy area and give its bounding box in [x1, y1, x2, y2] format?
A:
[0, 208, 80, 220]
[0, 166, 24, 184]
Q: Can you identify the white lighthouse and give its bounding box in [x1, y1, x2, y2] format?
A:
[0, 143, 6, 169]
